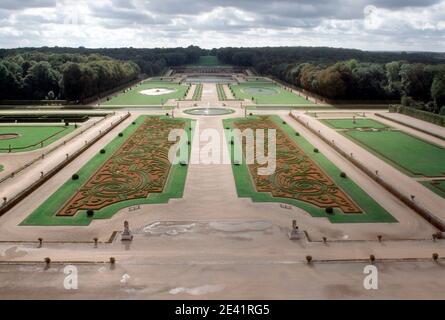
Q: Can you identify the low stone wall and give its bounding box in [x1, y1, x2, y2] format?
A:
[289, 112, 445, 232]
[390, 105, 445, 127]
[375, 113, 445, 141]
[0, 113, 131, 217]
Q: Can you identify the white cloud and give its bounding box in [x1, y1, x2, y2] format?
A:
[0, 0, 444, 51]
[364, 1, 445, 31]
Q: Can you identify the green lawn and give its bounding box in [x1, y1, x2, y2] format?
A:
[0, 125, 75, 153]
[322, 119, 389, 130]
[186, 56, 228, 67]
[345, 130, 445, 177]
[421, 180, 445, 199]
[0, 164, 3, 172]
[230, 82, 314, 105]
[21, 116, 194, 226]
[103, 81, 189, 106]
[223, 116, 396, 223]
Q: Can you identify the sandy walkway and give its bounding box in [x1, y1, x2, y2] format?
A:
[184, 84, 197, 100]
[376, 111, 445, 138]
[0, 85, 444, 299]
[222, 84, 236, 100]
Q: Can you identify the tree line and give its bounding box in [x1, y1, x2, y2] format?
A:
[0, 46, 204, 78]
[0, 46, 204, 102]
[273, 61, 445, 113]
[217, 47, 445, 114]
[0, 52, 140, 102]
[1, 45, 444, 111]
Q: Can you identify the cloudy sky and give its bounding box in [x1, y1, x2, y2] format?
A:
[0, 0, 444, 51]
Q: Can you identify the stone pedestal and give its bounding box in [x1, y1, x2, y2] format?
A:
[121, 221, 133, 241]
[288, 220, 303, 240]
[289, 228, 303, 240]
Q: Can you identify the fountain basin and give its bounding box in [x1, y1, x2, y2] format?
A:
[183, 108, 235, 116]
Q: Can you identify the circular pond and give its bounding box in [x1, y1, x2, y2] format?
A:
[183, 108, 235, 116]
[243, 87, 278, 95]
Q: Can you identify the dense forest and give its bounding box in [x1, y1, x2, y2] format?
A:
[216, 47, 445, 67]
[0, 46, 204, 102]
[1, 45, 444, 111]
[0, 53, 140, 102]
[0, 46, 205, 77]
[217, 47, 445, 113]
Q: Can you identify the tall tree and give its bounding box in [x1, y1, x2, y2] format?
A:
[61, 63, 82, 101]
[431, 70, 445, 113]
[23, 61, 61, 99]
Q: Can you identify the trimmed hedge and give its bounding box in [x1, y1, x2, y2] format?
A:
[390, 105, 445, 127]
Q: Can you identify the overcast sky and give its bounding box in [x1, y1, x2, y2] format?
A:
[0, 0, 444, 51]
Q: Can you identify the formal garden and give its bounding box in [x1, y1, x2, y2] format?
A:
[22, 116, 194, 226]
[223, 115, 396, 223]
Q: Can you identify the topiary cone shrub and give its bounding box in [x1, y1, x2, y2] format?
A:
[87, 210, 95, 218]
[340, 172, 347, 178]
[118, 133, 124, 137]
[100, 149, 106, 154]
[369, 255, 376, 263]
[314, 148, 319, 153]
[325, 207, 334, 215]
[295, 132, 300, 136]
[306, 256, 313, 264]
[72, 174, 79, 181]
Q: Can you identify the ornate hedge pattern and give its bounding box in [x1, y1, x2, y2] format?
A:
[57, 117, 186, 216]
[233, 116, 362, 213]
